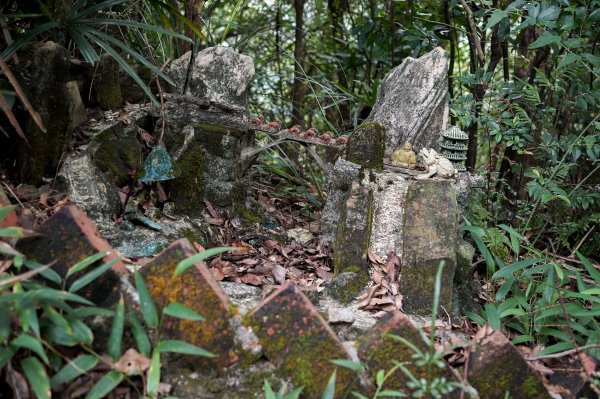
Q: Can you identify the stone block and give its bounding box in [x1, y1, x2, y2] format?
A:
[141, 238, 237, 368]
[16, 205, 126, 307]
[20, 41, 73, 184]
[367, 47, 448, 156]
[468, 328, 552, 398]
[246, 282, 353, 398]
[94, 54, 122, 110]
[321, 158, 360, 243]
[345, 122, 386, 171]
[358, 311, 456, 395]
[66, 81, 87, 129]
[332, 179, 374, 302]
[0, 185, 18, 228]
[401, 180, 458, 315]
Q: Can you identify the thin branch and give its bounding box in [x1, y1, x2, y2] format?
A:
[459, 0, 484, 66]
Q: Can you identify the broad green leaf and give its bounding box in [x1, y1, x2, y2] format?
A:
[163, 302, 204, 321]
[129, 312, 152, 357]
[321, 369, 336, 399]
[538, 5, 560, 22]
[484, 304, 501, 330]
[73, 307, 115, 318]
[0, 347, 14, 368]
[529, 32, 561, 49]
[68, 317, 94, 346]
[107, 296, 125, 360]
[0, 241, 21, 257]
[0, 226, 23, 237]
[485, 9, 508, 30]
[12, 333, 48, 364]
[511, 335, 535, 344]
[263, 380, 276, 399]
[376, 369, 385, 387]
[44, 324, 79, 347]
[330, 359, 364, 372]
[27, 287, 94, 306]
[134, 272, 158, 329]
[536, 341, 573, 356]
[577, 251, 600, 284]
[376, 391, 407, 397]
[0, 307, 10, 342]
[85, 370, 123, 399]
[21, 356, 51, 399]
[174, 247, 238, 277]
[68, 258, 119, 293]
[22, 261, 61, 285]
[492, 258, 545, 280]
[147, 350, 161, 397]
[67, 252, 110, 278]
[157, 340, 214, 357]
[50, 354, 98, 388]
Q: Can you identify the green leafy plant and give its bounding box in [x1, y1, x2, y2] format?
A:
[0, 205, 231, 398]
[1, 0, 193, 106]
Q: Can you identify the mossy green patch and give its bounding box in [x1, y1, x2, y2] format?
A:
[91, 128, 143, 187]
[167, 141, 205, 213]
[346, 121, 386, 171]
[95, 54, 123, 110]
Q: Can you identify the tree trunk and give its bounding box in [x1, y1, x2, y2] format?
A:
[291, 0, 306, 126]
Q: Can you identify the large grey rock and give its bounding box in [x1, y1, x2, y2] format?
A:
[160, 47, 255, 211]
[186, 46, 255, 111]
[20, 41, 73, 183]
[400, 180, 458, 316]
[367, 47, 448, 156]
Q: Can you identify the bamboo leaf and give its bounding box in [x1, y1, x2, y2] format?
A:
[68, 258, 119, 293]
[107, 296, 125, 360]
[67, 252, 109, 279]
[50, 354, 98, 388]
[84, 370, 123, 399]
[134, 271, 159, 329]
[147, 350, 161, 397]
[174, 247, 237, 277]
[12, 333, 48, 364]
[128, 312, 152, 356]
[157, 340, 214, 357]
[21, 356, 51, 399]
[163, 302, 204, 321]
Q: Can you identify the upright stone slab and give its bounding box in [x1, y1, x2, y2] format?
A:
[400, 180, 458, 315]
[16, 205, 126, 307]
[370, 173, 410, 259]
[367, 47, 448, 156]
[141, 238, 237, 368]
[358, 311, 456, 395]
[246, 282, 353, 398]
[19, 42, 73, 183]
[161, 47, 255, 211]
[94, 54, 123, 110]
[345, 122, 386, 170]
[468, 328, 552, 398]
[331, 178, 374, 303]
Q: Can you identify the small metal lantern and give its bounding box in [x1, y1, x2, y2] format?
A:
[440, 126, 468, 172]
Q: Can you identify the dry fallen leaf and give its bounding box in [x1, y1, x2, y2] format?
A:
[113, 348, 151, 375]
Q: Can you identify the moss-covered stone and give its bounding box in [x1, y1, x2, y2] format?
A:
[19, 41, 73, 184]
[400, 179, 458, 316]
[357, 311, 456, 396]
[16, 205, 126, 308]
[95, 54, 123, 110]
[167, 140, 205, 213]
[90, 127, 143, 187]
[140, 238, 237, 369]
[245, 283, 353, 398]
[332, 179, 374, 302]
[345, 121, 386, 171]
[468, 328, 552, 398]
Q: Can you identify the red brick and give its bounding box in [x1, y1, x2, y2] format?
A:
[358, 310, 456, 395]
[246, 282, 353, 398]
[16, 204, 125, 307]
[0, 185, 18, 228]
[468, 327, 552, 398]
[141, 238, 237, 369]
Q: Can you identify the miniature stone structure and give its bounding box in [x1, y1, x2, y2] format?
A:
[323, 47, 482, 314]
[441, 125, 469, 171]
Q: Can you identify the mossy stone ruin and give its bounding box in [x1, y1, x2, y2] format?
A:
[324, 47, 481, 314]
[160, 47, 256, 213]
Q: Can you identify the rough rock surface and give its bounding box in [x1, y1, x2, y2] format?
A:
[66, 81, 88, 129]
[16, 205, 126, 307]
[367, 47, 448, 156]
[400, 180, 458, 315]
[468, 328, 553, 398]
[358, 311, 456, 395]
[94, 54, 123, 110]
[246, 282, 353, 398]
[345, 122, 386, 170]
[20, 41, 73, 183]
[370, 172, 410, 259]
[141, 239, 238, 368]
